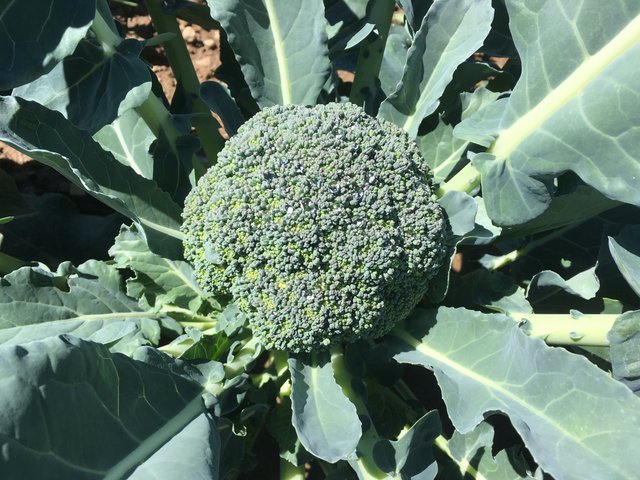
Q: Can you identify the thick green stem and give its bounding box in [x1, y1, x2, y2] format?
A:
[508, 312, 618, 346]
[280, 458, 305, 480]
[143, 0, 224, 164]
[484, 223, 578, 270]
[90, 9, 120, 55]
[437, 162, 481, 197]
[350, 0, 395, 110]
[433, 435, 484, 478]
[92, 5, 207, 178]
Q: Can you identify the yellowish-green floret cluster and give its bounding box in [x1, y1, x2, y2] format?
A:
[182, 103, 448, 353]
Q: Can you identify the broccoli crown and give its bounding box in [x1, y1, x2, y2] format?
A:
[182, 102, 448, 353]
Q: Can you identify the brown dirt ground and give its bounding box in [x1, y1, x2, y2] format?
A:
[0, 0, 221, 189]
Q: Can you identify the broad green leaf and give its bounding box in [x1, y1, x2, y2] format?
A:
[161, 328, 229, 362]
[448, 269, 532, 315]
[460, 196, 502, 245]
[461, 0, 640, 225]
[109, 224, 219, 314]
[378, 24, 411, 101]
[0, 335, 211, 479]
[266, 396, 312, 466]
[200, 81, 245, 136]
[0, 193, 122, 266]
[527, 266, 600, 301]
[418, 88, 501, 183]
[94, 105, 198, 205]
[453, 98, 509, 148]
[0, 0, 96, 89]
[378, 0, 494, 138]
[207, 0, 331, 107]
[436, 422, 530, 480]
[438, 191, 477, 238]
[13, 38, 151, 134]
[369, 411, 440, 479]
[502, 185, 620, 239]
[93, 108, 155, 179]
[608, 311, 640, 394]
[0, 168, 33, 222]
[0, 261, 170, 354]
[0, 96, 184, 256]
[289, 354, 361, 463]
[418, 120, 469, 184]
[609, 226, 640, 297]
[392, 307, 640, 480]
[395, 0, 433, 35]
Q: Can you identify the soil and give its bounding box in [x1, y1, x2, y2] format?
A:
[0, 0, 221, 192]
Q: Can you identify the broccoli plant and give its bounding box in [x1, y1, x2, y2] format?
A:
[182, 103, 448, 353]
[0, 0, 639, 479]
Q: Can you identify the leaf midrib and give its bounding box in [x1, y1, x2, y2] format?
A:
[491, 13, 640, 160]
[263, 0, 292, 104]
[393, 328, 630, 479]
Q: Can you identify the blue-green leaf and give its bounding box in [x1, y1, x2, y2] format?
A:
[0, 261, 172, 354]
[109, 224, 219, 313]
[13, 38, 151, 134]
[392, 307, 640, 480]
[527, 266, 600, 301]
[0, 0, 96, 89]
[436, 422, 530, 479]
[378, 0, 494, 137]
[608, 310, 640, 395]
[207, 0, 331, 107]
[93, 108, 156, 179]
[127, 413, 220, 480]
[460, 0, 640, 225]
[418, 88, 500, 183]
[289, 354, 361, 463]
[0, 96, 183, 256]
[438, 191, 477, 238]
[371, 411, 440, 479]
[0, 335, 212, 479]
[200, 81, 245, 136]
[609, 226, 640, 298]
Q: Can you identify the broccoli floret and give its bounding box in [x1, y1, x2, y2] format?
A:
[182, 103, 448, 353]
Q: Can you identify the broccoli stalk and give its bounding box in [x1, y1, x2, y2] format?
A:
[507, 312, 617, 346]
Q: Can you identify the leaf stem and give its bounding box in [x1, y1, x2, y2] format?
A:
[104, 395, 206, 479]
[433, 435, 483, 478]
[90, 9, 120, 55]
[280, 458, 305, 480]
[350, 0, 395, 111]
[483, 223, 578, 270]
[507, 312, 618, 346]
[143, 0, 225, 164]
[92, 3, 206, 180]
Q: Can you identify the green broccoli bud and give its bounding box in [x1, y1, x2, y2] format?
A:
[182, 102, 448, 353]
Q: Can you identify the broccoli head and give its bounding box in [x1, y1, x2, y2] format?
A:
[182, 102, 448, 353]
